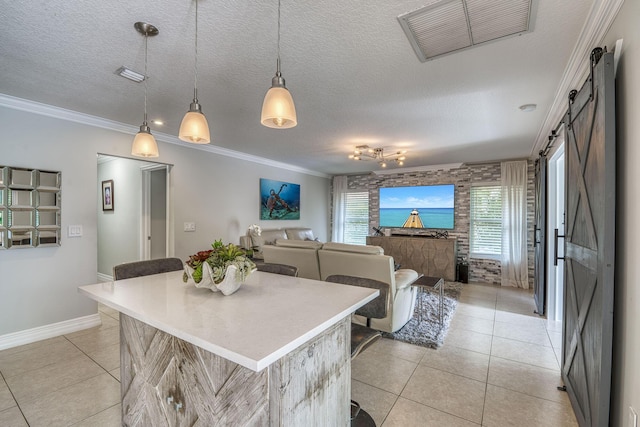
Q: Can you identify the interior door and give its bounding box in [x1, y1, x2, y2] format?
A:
[547, 143, 565, 323]
[141, 164, 170, 260]
[534, 154, 547, 315]
[562, 50, 615, 427]
[149, 168, 167, 259]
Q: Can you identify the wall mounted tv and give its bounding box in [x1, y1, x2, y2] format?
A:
[379, 184, 455, 229]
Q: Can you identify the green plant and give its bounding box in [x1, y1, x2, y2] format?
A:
[184, 239, 256, 284]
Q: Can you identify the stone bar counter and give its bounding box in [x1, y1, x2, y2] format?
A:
[79, 270, 377, 426]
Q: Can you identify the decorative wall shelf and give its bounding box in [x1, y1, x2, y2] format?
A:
[0, 166, 61, 249]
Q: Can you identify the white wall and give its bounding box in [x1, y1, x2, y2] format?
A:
[97, 157, 144, 276]
[0, 104, 330, 337]
[604, 2, 640, 425]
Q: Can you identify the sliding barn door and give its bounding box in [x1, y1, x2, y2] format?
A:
[534, 154, 547, 315]
[562, 50, 616, 427]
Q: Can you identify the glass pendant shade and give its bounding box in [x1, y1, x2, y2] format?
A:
[180, 0, 211, 144]
[179, 104, 210, 144]
[131, 125, 159, 157]
[261, 84, 297, 129]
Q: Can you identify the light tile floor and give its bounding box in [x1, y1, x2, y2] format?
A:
[0, 305, 122, 427]
[0, 283, 577, 426]
[352, 283, 578, 426]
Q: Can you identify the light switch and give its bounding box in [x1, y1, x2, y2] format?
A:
[184, 222, 196, 232]
[68, 225, 83, 237]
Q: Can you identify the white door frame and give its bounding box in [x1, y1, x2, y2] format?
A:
[140, 164, 173, 260]
[546, 135, 565, 322]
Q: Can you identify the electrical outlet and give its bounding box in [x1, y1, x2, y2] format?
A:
[183, 222, 196, 232]
[629, 407, 638, 427]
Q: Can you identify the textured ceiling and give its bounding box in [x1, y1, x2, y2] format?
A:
[0, 0, 593, 175]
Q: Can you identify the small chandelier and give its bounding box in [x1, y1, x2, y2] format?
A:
[131, 22, 160, 158]
[348, 145, 407, 168]
[179, 0, 211, 144]
[261, 0, 297, 129]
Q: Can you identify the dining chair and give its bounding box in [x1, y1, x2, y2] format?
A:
[256, 262, 298, 277]
[113, 257, 184, 280]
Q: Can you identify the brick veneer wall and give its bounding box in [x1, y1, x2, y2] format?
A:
[342, 161, 535, 287]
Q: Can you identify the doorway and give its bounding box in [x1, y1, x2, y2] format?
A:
[546, 139, 565, 323]
[141, 164, 171, 260]
[97, 155, 172, 280]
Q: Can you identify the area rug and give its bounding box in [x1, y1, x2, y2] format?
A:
[382, 281, 463, 349]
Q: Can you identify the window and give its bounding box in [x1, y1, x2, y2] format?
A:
[343, 191, 369, 245]
[470, 185, 502, 258]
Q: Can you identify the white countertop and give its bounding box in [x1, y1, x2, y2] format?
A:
[78, 271, 378, 372]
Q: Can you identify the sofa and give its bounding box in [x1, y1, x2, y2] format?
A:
[262, 239, 323, 280]
[318, 242, 419, 333]
[242, 229, 419, 333]
[239, 227, 317, 259]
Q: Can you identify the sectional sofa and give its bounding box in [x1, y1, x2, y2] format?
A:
[243, 229, 419, 333]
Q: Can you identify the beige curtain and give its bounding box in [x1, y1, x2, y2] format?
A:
[501, 160, 529, 288]
[331, 175, 348, 242]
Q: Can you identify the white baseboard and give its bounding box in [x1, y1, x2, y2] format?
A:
[97, 272, 113, 282]
[0, 313, 102, 351]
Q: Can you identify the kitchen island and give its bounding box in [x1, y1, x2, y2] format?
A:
[79, 270, 377, 426]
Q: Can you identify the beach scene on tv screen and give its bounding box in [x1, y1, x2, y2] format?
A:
[379, 185, 455, 229]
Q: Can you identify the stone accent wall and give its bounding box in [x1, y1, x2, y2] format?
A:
[342, 161, 535, 287]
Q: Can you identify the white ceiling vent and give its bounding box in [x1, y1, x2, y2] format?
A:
[398, 0, 534, 62]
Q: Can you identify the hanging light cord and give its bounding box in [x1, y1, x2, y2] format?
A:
[143, 33, 149, 125]
[193, 0, 199, 102]
[276, 0, 281, 76]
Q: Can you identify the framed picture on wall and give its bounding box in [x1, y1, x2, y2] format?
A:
[102, 180, 114, 211]
[260, 178, 300, 220]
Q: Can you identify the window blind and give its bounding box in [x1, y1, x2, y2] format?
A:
[470, 185, 502, 256]
[343, 191, 369, 245]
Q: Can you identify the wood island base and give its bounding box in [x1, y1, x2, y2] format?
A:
[120, 314, 351, 426]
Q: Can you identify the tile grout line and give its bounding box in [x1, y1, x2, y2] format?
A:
[0, 367, 31, 426]
[62, 335, 121, 384]
[479, 289, 498, 427]
[68, 402, 121, 426]
[395, 394, 484, 426]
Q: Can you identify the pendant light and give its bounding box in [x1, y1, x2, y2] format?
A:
[179, 0, 211, 144]
[131, 22, 160, 158]
[261, 0, 297, 129]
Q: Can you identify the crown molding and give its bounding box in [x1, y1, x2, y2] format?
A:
[0, 94, 330, 179]
[530, 0, 625, 157]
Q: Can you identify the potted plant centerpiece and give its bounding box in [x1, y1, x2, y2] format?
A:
[183, 239, 256, 295]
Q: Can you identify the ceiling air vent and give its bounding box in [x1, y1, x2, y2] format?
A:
[398, 0, 533, 62]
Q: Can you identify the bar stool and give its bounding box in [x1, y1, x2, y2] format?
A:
[326, 275, 391, 426]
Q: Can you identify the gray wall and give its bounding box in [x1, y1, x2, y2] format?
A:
[345, 161, 535, 286]
[0, 105, 330, 336]
[604, 1, 640, 424]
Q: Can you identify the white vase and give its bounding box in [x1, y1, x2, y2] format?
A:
[215, 264, 243, 296]
[185, 263, 253, 295]
[199, 262, 220, 291]
[184, 263, 219, 292]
